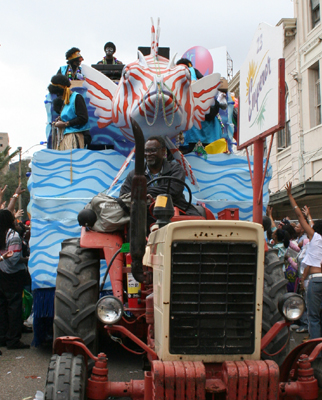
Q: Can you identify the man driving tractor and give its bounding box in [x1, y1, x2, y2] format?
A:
[120, 135, 201, 220]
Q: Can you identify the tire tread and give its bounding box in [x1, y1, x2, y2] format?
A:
[45, 353, 86, 400]
[54, 239, 100, 356]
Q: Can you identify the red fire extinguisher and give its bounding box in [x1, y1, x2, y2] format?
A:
[126, 253, 145, 308]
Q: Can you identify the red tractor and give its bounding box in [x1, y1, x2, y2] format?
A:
[44, 121, 322, 400]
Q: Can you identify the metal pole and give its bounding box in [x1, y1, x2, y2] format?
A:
[18, 147, 22, 210]
[252, 139, 264, 224]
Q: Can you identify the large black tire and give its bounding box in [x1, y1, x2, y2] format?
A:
[54, 238, 100, 356]
[45, 352, 87, 400]
[262, 248, 290, 365]
[311, 358, 322, 399]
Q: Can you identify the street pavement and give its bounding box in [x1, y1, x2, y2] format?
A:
[0, 332, 51, 400]
[0, 330, 144, 400]
[0, 328, 309, 400]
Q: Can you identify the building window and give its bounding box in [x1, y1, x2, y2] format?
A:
[309, 62, 321, 127]
[311, 0, 320, 29]
[316, 69, 321, 125]
[277, 84, 291, 152]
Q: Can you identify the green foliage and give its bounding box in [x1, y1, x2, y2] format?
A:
[0, 146, 19, 172]
[0, 159, 31, 218]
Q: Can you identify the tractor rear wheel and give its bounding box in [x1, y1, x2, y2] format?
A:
[45, 352, 87, 400]
[54, 238, 100, 357]
[262, 248, 290, 365]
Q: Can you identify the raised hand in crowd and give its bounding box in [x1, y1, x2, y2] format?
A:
[302, 205, 313, 226]
[7, 185, 26, 214]
[302, 205, 310, 217]
[1, 201, 6, 209]
[15, 185, 26, 196]
[285, 182, 314, 240]
[0, 185, 7, 196]
[266, 205, 273, 218]
[266, 205, 276, 229]
[0, 185, 7, 204]
[15, 209, 24, 219]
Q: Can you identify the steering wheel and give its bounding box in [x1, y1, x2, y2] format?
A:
[146, 176, 192, 212]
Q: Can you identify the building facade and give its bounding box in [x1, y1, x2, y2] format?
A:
[0, 132, 10, 174]
[229, 1, 322, 219]
[0, 132, 9, 151]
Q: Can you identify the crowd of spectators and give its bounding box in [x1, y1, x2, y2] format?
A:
[0, 185, 31, 354]
[266, 182, 322, 339]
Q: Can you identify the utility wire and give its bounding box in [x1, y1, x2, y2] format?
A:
[307, 166, 322, 182]
[271, 158, 293, 180]
[272, 144, 322, 193]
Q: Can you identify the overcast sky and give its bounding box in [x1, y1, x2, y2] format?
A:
[0, 0, 294, 161]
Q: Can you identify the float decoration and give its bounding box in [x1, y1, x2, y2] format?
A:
[82, 18, 222, 187]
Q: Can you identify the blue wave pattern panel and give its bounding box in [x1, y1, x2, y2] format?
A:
[28, 149, 131, 290]
[28, 150, 271, 290]
[185, 153, 271, 221]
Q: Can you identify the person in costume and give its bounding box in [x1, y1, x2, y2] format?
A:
[97, 42, 123, 65]
[48, 74, 91, 150]
[176, 58, 203, 82]
[57, 47, 84, 81]
[180, 78, 228, 154]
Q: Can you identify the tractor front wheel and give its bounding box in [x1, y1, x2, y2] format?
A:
[45, 352, 87, 400]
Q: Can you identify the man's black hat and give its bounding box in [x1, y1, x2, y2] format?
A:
[104, 42, 116, 52]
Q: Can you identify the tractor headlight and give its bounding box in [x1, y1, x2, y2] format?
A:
[96, 296, 123, 325]
[278, 293, 305, 321]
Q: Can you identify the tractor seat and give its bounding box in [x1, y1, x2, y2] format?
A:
[194, 205, 207, 218]
[170, 204, 215, 222]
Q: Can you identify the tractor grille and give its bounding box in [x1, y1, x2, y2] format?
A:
[170, 241, 257, 355]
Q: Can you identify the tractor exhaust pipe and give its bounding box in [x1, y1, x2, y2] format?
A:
[130, 118, 147, 283]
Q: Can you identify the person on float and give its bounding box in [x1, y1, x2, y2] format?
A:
[48, 74, 91, 150]
[57, 47, 85, 80]
[286, 181, 322, 339]
[176, 58, 203, 82]
[97, 42, 123, 65]
[120, 135, 201, 228]
[179, 77, 228, 154]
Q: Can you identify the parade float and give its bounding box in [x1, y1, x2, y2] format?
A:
[28, 19, 271, 346]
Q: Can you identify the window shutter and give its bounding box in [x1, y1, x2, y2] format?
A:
[311, 0, 320, 10]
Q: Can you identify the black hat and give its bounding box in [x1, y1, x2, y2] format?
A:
[176, 58, 192, 68]
[104, 42, 116, 52]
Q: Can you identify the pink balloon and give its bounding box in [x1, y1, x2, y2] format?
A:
[182, 46, 214, 76]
